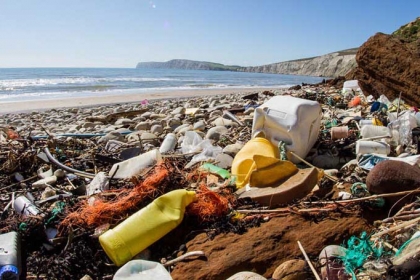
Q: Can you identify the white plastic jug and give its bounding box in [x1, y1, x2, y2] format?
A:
[252, 96, 322, 163]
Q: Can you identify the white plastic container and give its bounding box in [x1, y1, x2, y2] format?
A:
[356, 141, 390, 155]
[113, 260, 172, 280]
[360, 125, 391, 139]
[108, 149, 162, 179]
[159, 133, 177, 154]
[252, 96, 322, 163]
[342, 80, 361, 94]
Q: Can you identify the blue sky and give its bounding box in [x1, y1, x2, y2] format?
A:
[0, 0, 418, 68]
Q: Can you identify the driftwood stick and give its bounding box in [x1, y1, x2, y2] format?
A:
[382, 213, 420, 223]
[304, 189, 420, 205]
[297, 241, 321, 280]
[162, 251, 205, 267]
[371, 216, 420, 239]
[0, 175, 38, 191]
[237, 208, 290, 214]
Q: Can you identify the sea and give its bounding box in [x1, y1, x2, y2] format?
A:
[0, 68, 326, 102]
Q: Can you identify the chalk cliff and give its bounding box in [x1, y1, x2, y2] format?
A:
[239, 48, 358, 78]
[136, 59, 241, 71]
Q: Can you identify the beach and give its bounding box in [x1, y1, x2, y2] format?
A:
[0, 87, 283, 115]
[1, 82, 420, 279]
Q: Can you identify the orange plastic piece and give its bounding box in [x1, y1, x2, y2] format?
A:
[348, 96, 361, 107]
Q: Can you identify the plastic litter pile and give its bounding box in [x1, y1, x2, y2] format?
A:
[1, 80, 420, 279]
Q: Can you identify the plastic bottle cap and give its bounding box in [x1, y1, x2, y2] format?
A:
[0, 265, 19, 279]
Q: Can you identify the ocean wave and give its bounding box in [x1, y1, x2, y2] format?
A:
[0, 77, 181, 89]
[0, 84, 292, 102]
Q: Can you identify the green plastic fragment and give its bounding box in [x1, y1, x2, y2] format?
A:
[19, 223, 28, 231]
[340, 231, 383, 279]
[46, 201, 66, 225]
[278, 141, 287, 161]
[201, 163, 231, 179]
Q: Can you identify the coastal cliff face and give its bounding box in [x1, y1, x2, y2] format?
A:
[136, 59, 240, 71]
[136, 49, 358, 78]
[239, 49, 357, 78]
[346, 17, 420, 105]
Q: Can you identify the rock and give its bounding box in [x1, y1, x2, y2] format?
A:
[312, 155, 340, 169]
[114, 118, 135, 126]
[193, 120, 206, 131]
[226, 271, 266, 280]
[211, 117, 235, 127]
[223, 142, 244, 156]
[139, 111, 151, 118]
[288, 85, 302, 91]
[135, 121, 151, 131]
[174, 124, 191, 134]
[205, 126, 229, 141]
[366, 160, 420, 194]
[215, 153, 234, 169]
[317, 245, 348, 280]
[209, 110, 223, 119]
[170, 215, 372, 280]
[98, 131, 125, 143]
[150, 124, 163, 135]
[150, 113, 166, 119]
[172, 107, 186, 115]
[272, 259, 310, 280]
[140, 132, 158, 145]
[346, 30, 420, 105]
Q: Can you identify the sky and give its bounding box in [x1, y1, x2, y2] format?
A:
[0, 0, 419, 68]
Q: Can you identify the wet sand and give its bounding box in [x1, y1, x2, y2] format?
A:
[0, 87, 280, 114]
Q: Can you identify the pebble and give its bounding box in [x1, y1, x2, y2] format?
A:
[226, 271, 266, 280]
[272, 259, 310, 280]
[98, 131, 125, 143]
[205, 126, 229, 140]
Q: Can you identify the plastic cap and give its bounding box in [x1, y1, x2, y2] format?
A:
[0, 265, 19, 279]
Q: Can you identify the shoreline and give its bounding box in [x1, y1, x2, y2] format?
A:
[0, 87, 282, 115]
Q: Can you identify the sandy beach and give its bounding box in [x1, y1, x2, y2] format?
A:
[0, 87, 280, 115]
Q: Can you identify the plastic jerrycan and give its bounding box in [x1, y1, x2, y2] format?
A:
[99, 189, 196, 266]
[252, 96, 321, 163]
[0, 231, 21, 280]
[231, 137, 279, 189]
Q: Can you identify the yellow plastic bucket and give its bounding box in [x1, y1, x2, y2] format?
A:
[231, 137, 279, 188]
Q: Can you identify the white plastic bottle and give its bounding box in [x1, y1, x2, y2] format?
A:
[360, 125, 391, 139]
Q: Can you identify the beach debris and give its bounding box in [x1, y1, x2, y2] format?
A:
[2, 86, 420, 279]
[113, 260, 172, 280]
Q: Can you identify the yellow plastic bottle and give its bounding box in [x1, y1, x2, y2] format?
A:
[99, 189, 196, 266]
[231, 137, 279, 189]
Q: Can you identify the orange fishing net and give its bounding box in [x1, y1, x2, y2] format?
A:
[187, 183, 232, 222]
[60, 162, 170, 229]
